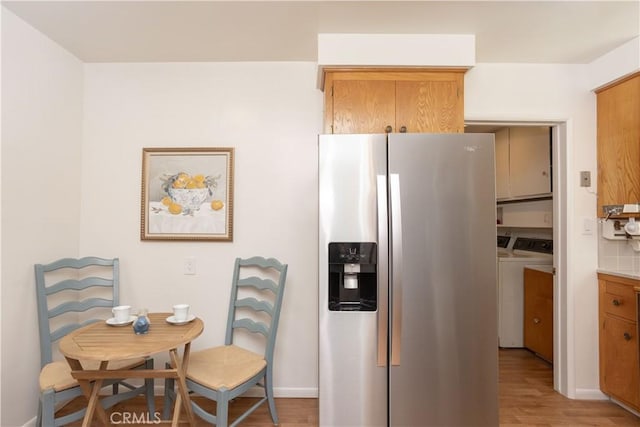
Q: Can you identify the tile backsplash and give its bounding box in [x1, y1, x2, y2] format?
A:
[598, 219, 640, 273]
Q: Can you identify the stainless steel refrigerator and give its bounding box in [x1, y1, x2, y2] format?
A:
[318, 133, 498, 426]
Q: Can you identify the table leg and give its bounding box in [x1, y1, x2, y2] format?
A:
[66, 358, 110, 426]
[169, 345, 196, 426]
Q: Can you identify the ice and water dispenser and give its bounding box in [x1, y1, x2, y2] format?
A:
[328, 242, 377, 311]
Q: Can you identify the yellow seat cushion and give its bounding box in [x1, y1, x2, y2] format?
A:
[187, 345, 266, 390]
[39, 358, 146, 392]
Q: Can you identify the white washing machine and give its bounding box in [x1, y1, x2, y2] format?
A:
[497, 237, 553, 348]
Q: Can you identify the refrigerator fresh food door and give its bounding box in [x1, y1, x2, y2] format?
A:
[318, 134, 388, 426]
[388, 133, 499, 426]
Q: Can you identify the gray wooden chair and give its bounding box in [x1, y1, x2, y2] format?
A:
[163, 256, 288, 426]
[35, 256, 155, 426]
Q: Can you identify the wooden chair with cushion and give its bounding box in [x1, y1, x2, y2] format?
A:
[35, 256, 155, 426]
[163, 256, 288, 426]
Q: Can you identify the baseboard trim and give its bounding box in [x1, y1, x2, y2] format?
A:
[574, 388, 608, 400]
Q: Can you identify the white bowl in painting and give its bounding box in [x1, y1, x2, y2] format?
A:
[168, 188, 210, 213]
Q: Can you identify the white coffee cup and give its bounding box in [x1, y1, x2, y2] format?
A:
[173, 304, 190, 322]
[112, 305, 131, 323]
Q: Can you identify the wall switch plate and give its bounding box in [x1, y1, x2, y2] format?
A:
[580, 171, 591, 187]
[582, 217, 594, 235]
[184, 257, 196, 275]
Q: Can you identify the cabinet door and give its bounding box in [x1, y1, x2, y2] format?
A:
[395, 78, 463, 133]
[332, 80, 396, 134]
[509, 127, 551, 197]
[597, 74, 640, 216]
[523, 268, 553, 362]
[495, 128, 510, 199]
[601, 315, 640, 409]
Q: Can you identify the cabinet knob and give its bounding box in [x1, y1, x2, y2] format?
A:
[624, 332, 632, 341]
[533, 317, 541, 324]
[385, 125, 393, 133]
[612, 299, 621, 306]
[400, 126, 407, 133]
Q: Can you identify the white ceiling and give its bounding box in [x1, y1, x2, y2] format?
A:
[3, 1, 639, 64]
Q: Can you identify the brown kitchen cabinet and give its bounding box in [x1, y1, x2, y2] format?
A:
[523, 267, 553, 362]
[597, 273, 640, 411]
[322, 68, 465, 134]
[495, 126, 552, 200]
[596, 72, 640, 217]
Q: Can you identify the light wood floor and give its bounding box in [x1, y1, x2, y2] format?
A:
[499, 349, 639, 426]
[61, 349, 639, 426]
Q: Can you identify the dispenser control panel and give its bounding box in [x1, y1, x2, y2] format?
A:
[328, 242, 377, 265]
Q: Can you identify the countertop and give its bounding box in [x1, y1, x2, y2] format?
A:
[596, 268, 640, 280]
[524, 265, 554, 274]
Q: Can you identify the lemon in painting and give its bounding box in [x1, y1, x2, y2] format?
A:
[172, 173, 189, 189]
[168, 203, 183, 215]
[161, 196, 172, 206]
[211, 200, 224, 211]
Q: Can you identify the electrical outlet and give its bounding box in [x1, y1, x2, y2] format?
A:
[580, 171, 591, 187]
[184, 257, 196, 275]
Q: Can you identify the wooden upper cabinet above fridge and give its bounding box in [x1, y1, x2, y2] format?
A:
[323, 69, 465, 134]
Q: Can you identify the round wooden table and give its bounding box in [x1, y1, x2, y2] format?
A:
[59, 312, 204, 426]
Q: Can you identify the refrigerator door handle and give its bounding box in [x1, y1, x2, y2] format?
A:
[390, 173, 402, 366]
[376, 174, 389, 367]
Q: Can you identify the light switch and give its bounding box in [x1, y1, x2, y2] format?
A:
[184, 257, 196, 275]
[582, 217, 594, 235]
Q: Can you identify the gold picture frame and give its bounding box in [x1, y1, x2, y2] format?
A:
[141, 147, 234, 241]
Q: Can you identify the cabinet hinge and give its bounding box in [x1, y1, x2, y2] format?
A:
[330, 124, 334, 134]
[330, 85, 333, 97]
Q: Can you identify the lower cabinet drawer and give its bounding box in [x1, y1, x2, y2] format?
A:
[603, 281, 636, 321]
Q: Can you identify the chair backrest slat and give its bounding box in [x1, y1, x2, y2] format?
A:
[232, 318, 270, 337]
[35, 256, 119, 367]
[42, 257, 117, 271]
[224, 256, 287, 364]
[237, 256, 283, 270]
[46, 277, 114, 295]
[237, 276, 278, 293]
[235, 297, 274, 315]
[48, 297, 114, 318]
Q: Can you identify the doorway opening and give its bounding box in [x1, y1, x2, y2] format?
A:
[465, 120, 568, 397]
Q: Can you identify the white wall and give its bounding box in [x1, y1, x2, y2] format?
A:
[80, 62, 322, 396]
[466, 63, 599, 396]
[1, 8, 84, 426]
[589, 36, 640, 90]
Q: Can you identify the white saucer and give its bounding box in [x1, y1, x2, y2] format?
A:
[106, 316, 136, 326]
[166, 314, 196, 325]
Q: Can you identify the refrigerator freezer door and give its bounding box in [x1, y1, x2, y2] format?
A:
[318, 134, 388, 427]
[388, 133, 499, 426]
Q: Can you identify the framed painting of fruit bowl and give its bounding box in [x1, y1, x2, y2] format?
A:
[141, 147, 234, 241]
